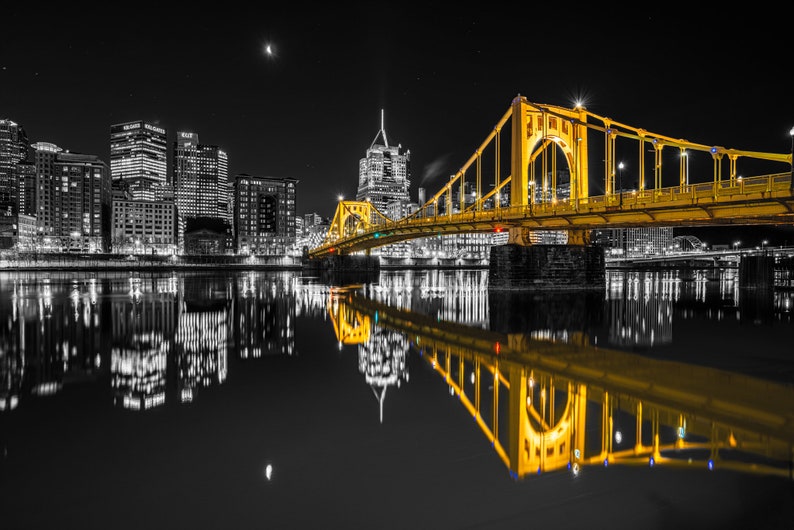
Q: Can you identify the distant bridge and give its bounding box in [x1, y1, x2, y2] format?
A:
[310, 95, 794, 259]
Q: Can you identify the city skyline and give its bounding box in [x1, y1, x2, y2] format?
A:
[3, 7, 794, 242]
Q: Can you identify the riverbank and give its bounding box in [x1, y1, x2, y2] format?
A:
[0, 253, 492, 271]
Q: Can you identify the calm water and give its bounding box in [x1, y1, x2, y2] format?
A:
[1, 268, 793, 529]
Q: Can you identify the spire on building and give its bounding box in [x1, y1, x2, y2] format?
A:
[369, 108, 389, 149]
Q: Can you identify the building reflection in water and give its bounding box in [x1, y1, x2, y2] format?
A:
[358, 325, 409, 423]
[0, 271, 302, 412]
[0, 274, 106, 411]
[111, 275, 176, 410]
[328, 286, 411, 422]
[335, 289, 794, 480]
[234, 271, 296, 359]
[370, 270, 490, 328]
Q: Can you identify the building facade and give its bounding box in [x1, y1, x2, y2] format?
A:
[33, 143, 111, 252]
[173, 132, 230, 225]
[356, 111, 410, 217]
[109, 121, 168, 201]
[0, 119, 30, 217]
[233, 174, 297, 255]
[111, 198, 178, 254]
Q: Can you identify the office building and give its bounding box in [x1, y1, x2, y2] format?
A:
[0, 119, 30, 216]
[356, 110, 411, 216]
[233, 174, 297, 255]
[173, 132, 230, 224]
[109, 121, 167, 201]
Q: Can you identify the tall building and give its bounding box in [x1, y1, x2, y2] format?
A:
[233, 174, 297, 255]
[33, 142, 111, 252]
[109, 121, 168, 201]
[356, 110, 410, 216]
[173, 132, 230, 223]
[0, 119, 30, 216]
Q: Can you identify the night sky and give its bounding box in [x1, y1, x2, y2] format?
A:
[3, 6, 793, 244]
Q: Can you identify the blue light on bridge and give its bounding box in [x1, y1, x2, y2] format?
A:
[649, 457, 655, 467]
[708, 459, 714, 471]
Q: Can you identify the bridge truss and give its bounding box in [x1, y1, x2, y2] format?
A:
[312, 95, 794, 258]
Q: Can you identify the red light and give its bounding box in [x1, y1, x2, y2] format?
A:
[494, 341, 501, 354]
[329, 247, 335, 253]
[494, 227, 503, 233]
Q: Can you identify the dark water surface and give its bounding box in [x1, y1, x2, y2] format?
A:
[1, 269, 792, 529]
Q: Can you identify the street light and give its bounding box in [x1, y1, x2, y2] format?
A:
[618, 162, 625, 205]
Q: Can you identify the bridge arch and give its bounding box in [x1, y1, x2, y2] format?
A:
[672, 234, 704, 252]
[511, 96, 590, 207]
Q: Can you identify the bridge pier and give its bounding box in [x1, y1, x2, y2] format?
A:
[302, 253, 380, 284]
[488, 244, 605, 290]
[738, 254, 775, 289]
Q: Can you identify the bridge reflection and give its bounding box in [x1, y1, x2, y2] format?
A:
[330, 288, 794, 480]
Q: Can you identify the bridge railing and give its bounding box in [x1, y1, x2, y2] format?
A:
[313, 172, 793, 254]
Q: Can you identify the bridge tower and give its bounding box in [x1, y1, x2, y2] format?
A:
[490, 96, 604, 289]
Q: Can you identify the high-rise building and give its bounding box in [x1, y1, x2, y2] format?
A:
[33, 142, 111, 252]
[233, 174, 297, 255]
[109, 121, 167, 201]
[0, 119, 30, 216]
[173, 132, 230, 223]
[356, 110, 410, 216]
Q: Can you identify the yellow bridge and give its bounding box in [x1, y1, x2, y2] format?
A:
[310, 95, 794, 258]
[329, 288, 794, 480]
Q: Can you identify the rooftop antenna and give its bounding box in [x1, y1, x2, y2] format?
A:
[370, 108, 389, 148]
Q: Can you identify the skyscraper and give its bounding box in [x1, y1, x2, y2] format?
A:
[173, 132, 230, 223]
[0, 119, 30, 216]
[356, 110, 410, 216]
[109, 121, 167, 201]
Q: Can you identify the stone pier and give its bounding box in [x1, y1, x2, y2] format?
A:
[488, 244, 605, 290]
[738, 254, 775, 289]
[302, 253, 380, 284]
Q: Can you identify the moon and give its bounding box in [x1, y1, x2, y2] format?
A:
[265, 44, 274, 57]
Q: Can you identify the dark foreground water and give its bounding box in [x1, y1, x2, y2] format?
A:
[0, 268, 792, 529]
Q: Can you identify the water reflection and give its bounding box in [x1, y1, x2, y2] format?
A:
[335, 288, 794, 480]
[1, 268, 792, 481]
[0, 271, 301, 411]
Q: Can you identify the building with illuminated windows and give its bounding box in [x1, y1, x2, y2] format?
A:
[111, 198, 178, 254]
[593, 227, 674, 258]
[233, 174, 297, 255]
[355, 111, 411, 216]
[0, 119, 30, 217]
[173, 132, 230, 224]
[32, 142, 111, 252]
[109, 121, 167, 201]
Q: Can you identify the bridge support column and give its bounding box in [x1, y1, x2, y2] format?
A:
[738, 254, 775, 289]
[488, 242, 605, 290]
[302, 254, 380, 283]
